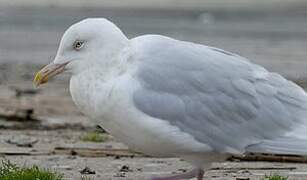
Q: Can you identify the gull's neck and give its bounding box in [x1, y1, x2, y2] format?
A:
[94, 40, 131, 79]
[69, 41, 132, 120]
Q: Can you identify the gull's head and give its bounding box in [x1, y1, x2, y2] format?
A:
[33, 18, 128, 86]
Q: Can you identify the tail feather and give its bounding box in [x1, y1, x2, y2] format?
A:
[246, 137, 307, 155]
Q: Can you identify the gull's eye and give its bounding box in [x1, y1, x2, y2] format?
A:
[73, 40, 84, 50]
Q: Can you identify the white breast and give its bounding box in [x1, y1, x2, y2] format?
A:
[69, 69, 212, 157]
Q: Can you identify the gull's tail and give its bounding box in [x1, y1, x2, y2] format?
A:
[246, 136, 307, 155]
[246, 122, 307, 155]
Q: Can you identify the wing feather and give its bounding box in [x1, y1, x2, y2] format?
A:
[131, 35, 307, 154]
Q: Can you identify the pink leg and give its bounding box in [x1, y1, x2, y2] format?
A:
[196, 169, 204, 180]
[150, 168, 204, 180]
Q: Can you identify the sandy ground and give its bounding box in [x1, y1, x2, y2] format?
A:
[2, 130, 307, 180]
[1, 2, 307, 180]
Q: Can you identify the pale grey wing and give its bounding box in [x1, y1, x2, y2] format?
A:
[131, 35, 307, 154]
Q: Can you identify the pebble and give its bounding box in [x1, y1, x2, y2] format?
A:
[80, 167, 96, 174]
[6, 135, 38, 147]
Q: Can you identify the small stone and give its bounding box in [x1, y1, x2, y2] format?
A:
[177, 168, 187, 173]
[6, 135, 38, 147]
[136, 168, 143, 172]
[114, 172, 126, 177]
[71, 150, 77, 155]
[119, 165, 133, 172]
[80, 167, 96, 174]
[114, 155, 121, 160]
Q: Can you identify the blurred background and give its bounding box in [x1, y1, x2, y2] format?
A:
[1, 1, 307, 179]
[2, 0, 307, 80]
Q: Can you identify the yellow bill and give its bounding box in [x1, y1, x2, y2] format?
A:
[33, 62, 68, 87]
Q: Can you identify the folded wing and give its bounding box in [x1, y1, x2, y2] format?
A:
[131, 35, 307, 154]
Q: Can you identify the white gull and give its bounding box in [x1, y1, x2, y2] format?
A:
[34, 18, 307, 180]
